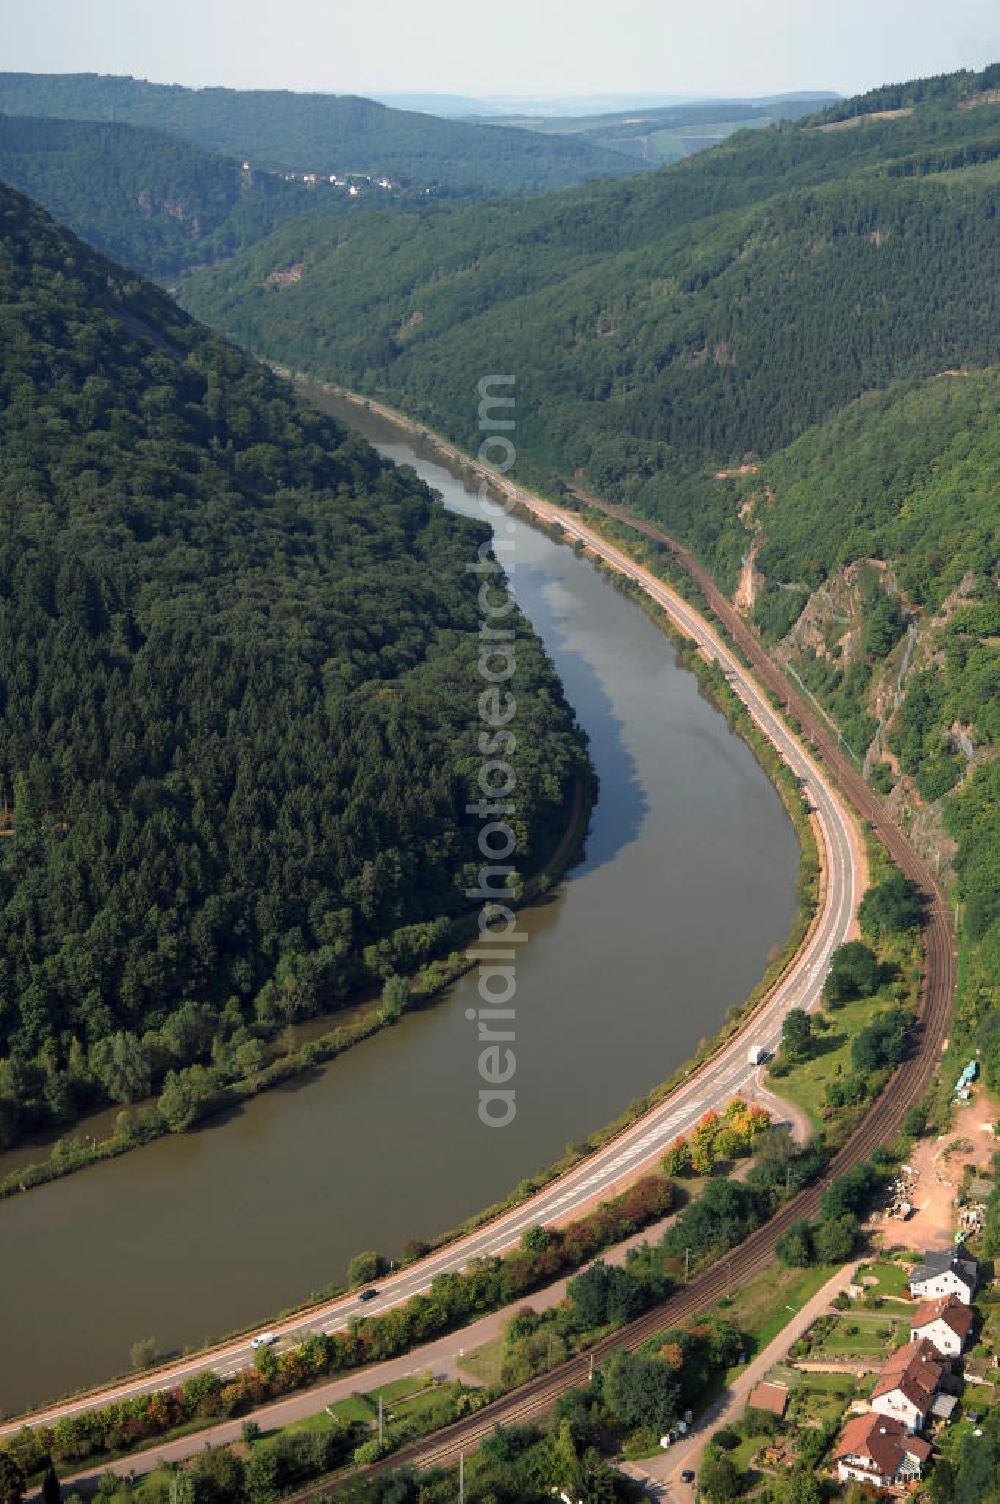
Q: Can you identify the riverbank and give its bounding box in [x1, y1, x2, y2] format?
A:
[308, 383, 832, 1061]
[282, 383, 832, 1238]
[321, 381, 871, 966]
[0, 769, 592, 1203]
[0, 389, 836, 1422]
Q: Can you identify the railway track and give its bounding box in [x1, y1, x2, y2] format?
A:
[299, 494, 956, 1493]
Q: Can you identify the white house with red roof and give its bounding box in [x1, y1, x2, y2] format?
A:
[909, 1294, 975, 1358]
[834, 1413, 931, 1488]
[870, 1338, 946, 1432]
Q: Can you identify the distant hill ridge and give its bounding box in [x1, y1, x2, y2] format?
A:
[179, 58, 1000, 575]
[0, 71, 643, 190]
[0, 112, 426, 277]
[461, 92, 844, 168]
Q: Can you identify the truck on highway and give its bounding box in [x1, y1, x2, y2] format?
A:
[747, 1044, 768, 1067]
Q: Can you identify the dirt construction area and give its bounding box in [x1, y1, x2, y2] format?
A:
[880, 1094, 997, 1249]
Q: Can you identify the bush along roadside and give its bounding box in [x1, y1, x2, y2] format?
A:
[2, 1101, 836, 1476]
[775, 1139, 919, 1273]
[3, 1105, 816, 1483]
[766, 838, 924, 1152]
[0, 1173, 677, 1472]
[45, 1392, 639, 1504]
[925, 759, 1000, 1132]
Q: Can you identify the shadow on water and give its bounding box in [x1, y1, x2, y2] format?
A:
[512, 558, 649, 875]
[339, 405, 649, 873]
[193, 1064, 333, 1135]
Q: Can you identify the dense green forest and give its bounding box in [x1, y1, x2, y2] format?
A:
[743, 369, 999, 768]
[0, 114, 442, 279]
[179, 64, 1000, 1124]
[813, 63, 1000, 122]
[0, 74, 643, 192]
[747, 369, 1000, 608]
[0, 96, 836, 284]
[0, 181, 589, 1148]
[179, 64, 1000, 576]
[735, 369, 999, 1095]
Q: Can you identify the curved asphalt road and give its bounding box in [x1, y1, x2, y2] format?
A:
[1, 486, 861, 1438]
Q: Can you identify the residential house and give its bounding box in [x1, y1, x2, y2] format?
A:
[834, 1413, 931, 1488]
[909, 1245, 977, 1303]
[909, 1295, 975, 1358]
[871, 1339, 946, 1432]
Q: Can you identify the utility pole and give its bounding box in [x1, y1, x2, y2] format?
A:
[685, 1247, 690, 1284]
[378, 1395, 384, 1448]
[589, 1352, 595, 1383]
[459, 1451, 465, 1504]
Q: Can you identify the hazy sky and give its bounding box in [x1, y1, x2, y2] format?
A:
[1, 0, 997, 100]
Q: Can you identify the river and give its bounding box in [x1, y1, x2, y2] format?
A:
[0, 399, 799, 1414]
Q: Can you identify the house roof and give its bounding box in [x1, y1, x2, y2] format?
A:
[835, 1414, 931, 1475]
[911, 1294, 975, 1341]
[748, 1382, 789, 1417]
[871, 1339, 945, 1409]
[910, 1245, 977, 1285]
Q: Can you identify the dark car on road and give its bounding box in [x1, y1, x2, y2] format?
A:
[680, 1472, 696, 1485]
[358, 1288, 379, 1302]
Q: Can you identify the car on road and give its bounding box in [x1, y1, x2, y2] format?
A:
[358, 1288, 379, 1302]
[680, 1471, 696, 1485]
[250, 1332, 276, 1350]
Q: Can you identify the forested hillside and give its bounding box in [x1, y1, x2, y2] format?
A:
[747, 370, 1000, 626]
[179, 62, 1000, 577]
[731, 370, 999, 1099]
[0, 182, 589, 1147]
[0, 114, 426, 278]
[179, 65, 1000, 1115]
[0, 73, 642, 192]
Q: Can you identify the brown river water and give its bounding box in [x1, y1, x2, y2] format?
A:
[0, 398, 798, 1413]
